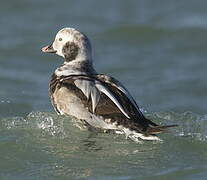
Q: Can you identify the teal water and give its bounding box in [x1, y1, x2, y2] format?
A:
[1, 112, 207, 180]
[0, 0, 207, 179]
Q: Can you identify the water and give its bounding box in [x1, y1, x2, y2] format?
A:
[1, 112, 207, 179]
[0, 0, 207, 179]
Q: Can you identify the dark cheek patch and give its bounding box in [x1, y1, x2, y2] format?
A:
[62, 42, 79, 61]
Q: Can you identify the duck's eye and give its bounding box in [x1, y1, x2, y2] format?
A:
[59, 38, 62, 41]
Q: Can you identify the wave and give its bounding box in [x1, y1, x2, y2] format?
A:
[1, 111, 207, 142]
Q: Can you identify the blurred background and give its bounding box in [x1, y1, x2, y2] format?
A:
[1, 1, 207, 180]
[0, 0, 207, 117]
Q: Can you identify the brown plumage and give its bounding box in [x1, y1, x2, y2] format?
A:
[49, 73, 177, 136]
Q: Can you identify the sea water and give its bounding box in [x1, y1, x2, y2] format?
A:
[0, 0, 207, 179]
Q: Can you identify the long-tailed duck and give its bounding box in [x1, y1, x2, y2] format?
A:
[41, 27, 177, 142]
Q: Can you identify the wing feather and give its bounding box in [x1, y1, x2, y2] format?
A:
[96, 74, 159, 127]
[74, 79, 91, 99]
[95, 82, 130, 119]
[74, 79, 100, 113]
[90, 84, 100, 112]
[97, 75, 142, 114]
[74, 77, 130, 118]
[62, 75, 148, 123]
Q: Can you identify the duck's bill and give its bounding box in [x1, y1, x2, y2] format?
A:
[41, 44, 57, 53]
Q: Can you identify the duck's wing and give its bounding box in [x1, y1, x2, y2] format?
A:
[56, 74, 159, 131]
[96, 74, 178, 133]
[96, 74, 158, 127]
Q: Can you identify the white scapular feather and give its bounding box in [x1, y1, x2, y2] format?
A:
[74, 79, 91, 99]
[110, 80, 142, 113]
[74, 79, 100, 113]
[95, 82, 130, 119]
[90, 86, 100, 112]
[74, 79, 130, 118]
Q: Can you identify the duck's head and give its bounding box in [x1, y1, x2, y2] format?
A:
[42, 27, 92, 63]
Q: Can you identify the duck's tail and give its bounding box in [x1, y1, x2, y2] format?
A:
[146, 124, 178, 135]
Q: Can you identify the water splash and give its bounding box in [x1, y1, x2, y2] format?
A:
[27, 111, 67, 137]
[1, 111, 207, 142]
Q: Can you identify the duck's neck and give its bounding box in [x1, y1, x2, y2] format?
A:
[55, 59, 96, 76]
